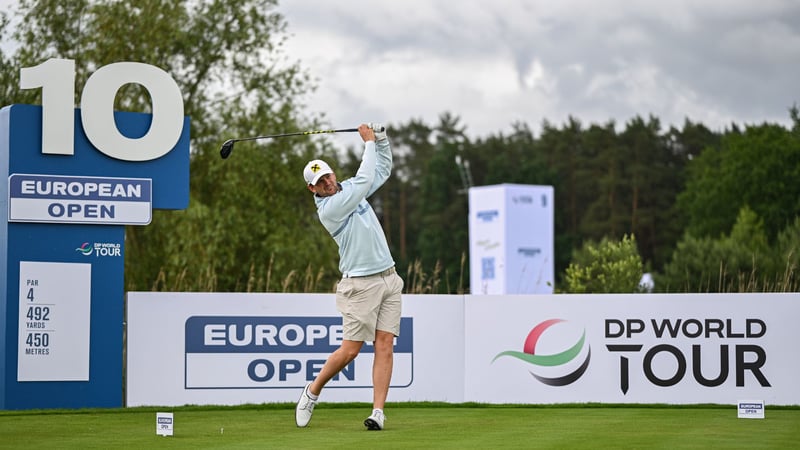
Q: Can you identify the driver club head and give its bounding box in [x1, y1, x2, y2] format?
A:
[220, 140, 235, 159]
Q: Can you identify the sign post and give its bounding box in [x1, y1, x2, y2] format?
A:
[0, 59, 190, 409]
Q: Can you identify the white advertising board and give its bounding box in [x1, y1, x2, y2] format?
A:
[126, 293, 464, 407]
[464, 294, 800, 405]
[126, 292, 800, 407]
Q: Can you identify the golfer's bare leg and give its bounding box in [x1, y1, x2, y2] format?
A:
[372, 330, 395, 409]
[309, 340, 363, 396]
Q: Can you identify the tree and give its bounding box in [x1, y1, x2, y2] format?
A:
[1, 0, 337, 291]
[774, 216, 800, 290]
[412, 114, 470, 292]
[657, 119, 720, 267]
[677, 121, 800, 241]
[536, 117, 592, 283]
[563, 234, 644, 293]
[658, 206, 774, 292]
[617, 116, 686, 270]
[577, 120, 625, 240]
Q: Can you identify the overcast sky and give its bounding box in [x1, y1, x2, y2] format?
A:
[3, 0, 799, 139]
[280, 0, 800, 138]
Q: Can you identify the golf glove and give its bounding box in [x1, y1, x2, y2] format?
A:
[369, 123, 388, 141]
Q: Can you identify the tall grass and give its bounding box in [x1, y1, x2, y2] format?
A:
[144, 254, 797, 294]
[665, 258, 799, 294]
[144, 255, 470, 294]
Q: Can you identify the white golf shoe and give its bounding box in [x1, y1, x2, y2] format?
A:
[364, 409, 385, 430]
[295, 383, 317, 427]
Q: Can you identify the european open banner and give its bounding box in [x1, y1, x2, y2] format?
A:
[126, 293, 464, 406]
[127, 292, 800, 406]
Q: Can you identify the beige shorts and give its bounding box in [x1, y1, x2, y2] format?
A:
[335, 267, 403, 342]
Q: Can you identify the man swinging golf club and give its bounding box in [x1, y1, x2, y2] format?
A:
[296, 123, 403, 431]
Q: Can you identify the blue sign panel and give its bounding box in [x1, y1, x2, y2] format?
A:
[183, 316, 414, 389]
[1, 101, 190, 410]
[5, 104, 188, 209]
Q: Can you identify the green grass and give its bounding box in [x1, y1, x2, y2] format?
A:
[0, 403, 798, 449]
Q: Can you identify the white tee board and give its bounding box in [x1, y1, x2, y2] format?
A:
[17, 261, 92, 381]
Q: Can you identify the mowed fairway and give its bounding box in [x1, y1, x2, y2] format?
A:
[0, 403, 798, 449]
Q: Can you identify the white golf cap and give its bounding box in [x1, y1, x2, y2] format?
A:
[303, 159, 333, 185]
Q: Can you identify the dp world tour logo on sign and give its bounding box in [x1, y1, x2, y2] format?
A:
[493, 319, 591, 386]
[75, 242, 122, 257]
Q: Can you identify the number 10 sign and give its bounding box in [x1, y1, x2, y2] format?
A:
[0, 56, 189, 409]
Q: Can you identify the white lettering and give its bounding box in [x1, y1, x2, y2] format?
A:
[204, 324, 226, 346]
[53, 181, 66, 195]
[254, 325, 278, 346]
[279, 324, 304, 346]
[228, 324, 252, 346]
[67, 182, 83, 196]
[21, 58, 184, 162]
[204, 323, 344, 348]
[21, 180, 35, 194]
[306, 324, 327, 345]
[126, 184, 141, 198]
[329, 325, 344, 346]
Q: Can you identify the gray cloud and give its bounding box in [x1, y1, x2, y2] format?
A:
[282, 0, 800, 138]
[2, 0, 797, 137]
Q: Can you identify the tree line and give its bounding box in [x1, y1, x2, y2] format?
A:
[344, 112, 800, 293]
[2, 1, 798, 293]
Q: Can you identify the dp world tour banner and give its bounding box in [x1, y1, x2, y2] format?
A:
[127, 292, 799, 407]
[465, 294, 799, 405]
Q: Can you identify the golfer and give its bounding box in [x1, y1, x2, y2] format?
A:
[296, 123, 403, 431]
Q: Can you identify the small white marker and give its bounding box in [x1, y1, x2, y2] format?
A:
[156, 412, 174, 436]
[737, 400, 765, 419]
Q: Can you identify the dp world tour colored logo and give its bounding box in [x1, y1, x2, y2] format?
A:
[75, 242, 93, 256]
[492, 319, 591, 386]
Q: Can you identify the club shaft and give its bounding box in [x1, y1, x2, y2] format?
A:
[233, 128, 358, 143]
[220, 126, 383, 159]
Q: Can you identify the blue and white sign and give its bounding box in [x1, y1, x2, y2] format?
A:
[9, 174, 152, 225]
[0, 58, 190, 410]
[738, 400, 765, 419]
[156, 412, 174, 436]
[184, 316, 413, 389]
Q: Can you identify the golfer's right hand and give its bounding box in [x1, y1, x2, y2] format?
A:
[359, 123, 376, 142]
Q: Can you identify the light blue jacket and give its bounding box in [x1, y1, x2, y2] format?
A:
[313, 139, 394, 277]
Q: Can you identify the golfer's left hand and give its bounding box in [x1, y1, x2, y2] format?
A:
[359, 123, 376, 142]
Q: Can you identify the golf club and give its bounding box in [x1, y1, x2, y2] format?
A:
[220, 126, 384, 159]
